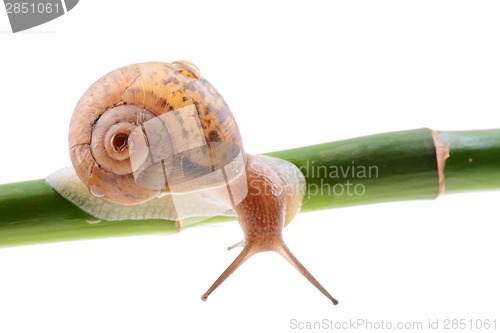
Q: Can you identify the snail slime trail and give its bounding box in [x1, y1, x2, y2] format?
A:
[49, 61, 338, 305]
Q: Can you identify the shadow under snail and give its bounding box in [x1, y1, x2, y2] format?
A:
[63, 61, 338, 305]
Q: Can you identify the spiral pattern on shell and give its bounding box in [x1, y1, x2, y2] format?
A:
[69, 61, 245, 205]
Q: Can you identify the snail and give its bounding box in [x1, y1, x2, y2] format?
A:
[63, 61, 338, 305]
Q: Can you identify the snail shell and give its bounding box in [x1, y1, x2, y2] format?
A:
[69, 61, 245, 205]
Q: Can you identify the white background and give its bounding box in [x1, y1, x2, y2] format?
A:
[1, 1, 499, 332]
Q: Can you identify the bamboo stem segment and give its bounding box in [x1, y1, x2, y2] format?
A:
[1, 128, 499, 247]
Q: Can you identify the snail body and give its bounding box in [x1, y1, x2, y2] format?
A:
[65, 61, 338, 305]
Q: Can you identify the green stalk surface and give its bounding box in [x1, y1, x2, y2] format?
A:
[1, 128, 499, 247]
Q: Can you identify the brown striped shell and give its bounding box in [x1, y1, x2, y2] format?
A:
[69, 61, 245, 205]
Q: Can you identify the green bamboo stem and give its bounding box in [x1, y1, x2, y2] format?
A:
[1, 128, 499, 248]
